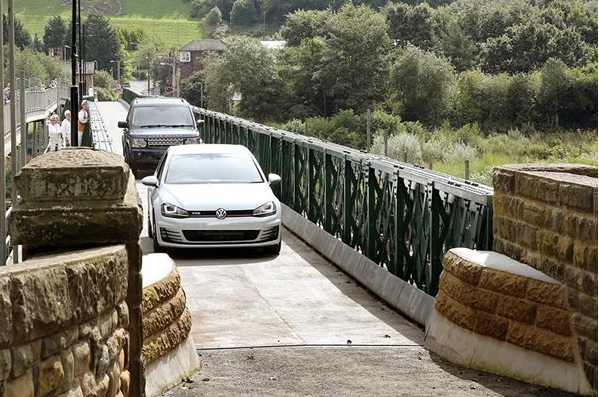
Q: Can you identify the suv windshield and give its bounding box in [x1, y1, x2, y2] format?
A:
[165, 153, 264, 184]
[132, 105, 194, 128]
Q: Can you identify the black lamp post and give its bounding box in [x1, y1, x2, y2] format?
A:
[70, 0, 79, 146]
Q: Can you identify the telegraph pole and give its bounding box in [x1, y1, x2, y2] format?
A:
[77, 0, 84, 103]
[8, 0, 16, 205]
[70, 0, 79, 146]
[0, 0, 6, 263]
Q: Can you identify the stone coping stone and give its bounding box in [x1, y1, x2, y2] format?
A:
[142, 254, 175, 289]
[16, 148, 130, 203]
[10, 174, 142, 247]
[496, 164, 598, 178]
[449, 248, 559, 284]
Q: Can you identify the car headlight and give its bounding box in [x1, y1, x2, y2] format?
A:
[130, 138, 147, 148]
[185, 137, 201, 144]
[161, 203, 189, 218]
[253, 201, 276, 217]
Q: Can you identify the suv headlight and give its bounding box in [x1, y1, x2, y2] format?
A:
[130, 138, 147, 148]
[161, 203, 189, 218]
[253, 201, 276, 217]
[185, 137, 201, 144]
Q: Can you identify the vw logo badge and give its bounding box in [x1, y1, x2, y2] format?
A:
[215, 208, 227, 220]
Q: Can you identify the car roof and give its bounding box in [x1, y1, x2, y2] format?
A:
[168, 144, 253, 155]
[132, 97, 190, 107]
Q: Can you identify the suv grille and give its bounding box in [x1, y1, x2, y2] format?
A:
[182, 230, 260, 242]
[147, 138, 185, 147]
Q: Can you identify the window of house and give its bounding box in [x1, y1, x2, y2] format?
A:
[179, 51, 191, 63]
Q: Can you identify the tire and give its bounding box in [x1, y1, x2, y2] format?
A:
[264, 241, 281, 255]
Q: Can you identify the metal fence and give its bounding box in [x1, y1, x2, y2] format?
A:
[121, 88, 494, 296]
[195, 109, 494, 296]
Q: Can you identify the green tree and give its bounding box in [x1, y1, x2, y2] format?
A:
[205, 7, 223, 26]
[94, 69, 118, 100]
[43, 15, 67, 52]
[14, 47, 65, 83]
[84, 13, 122, 72]
[230, 0, 259, 26]
[180, 70, 206, 107]
[279, 9, 331, 47]
[480, 20, 588, 73]
[203, 36, 283, 120]
[386, 2, 434, 49]
[389, 47, 455, 125]
[3, 14, 31, 49]
[31, 33, 44, 52]
[318, 4, 391, 114]
[276, 37, 327, 118]
[536, 58, 569, 128]
[430, 11, 477, 71]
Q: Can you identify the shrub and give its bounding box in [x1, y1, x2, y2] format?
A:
[371, 132, 422, 164]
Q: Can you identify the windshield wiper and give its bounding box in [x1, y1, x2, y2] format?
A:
[167, 124, 193, 128]
[140, 124, 169, 128]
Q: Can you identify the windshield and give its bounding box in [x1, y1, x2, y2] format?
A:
[165, 153, 264, 184]
[131, 105, 194, 127]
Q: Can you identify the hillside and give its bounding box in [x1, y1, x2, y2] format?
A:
[16, 0, 203, 49]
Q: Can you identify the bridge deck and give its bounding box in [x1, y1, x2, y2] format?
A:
[94, 100, 573, 397]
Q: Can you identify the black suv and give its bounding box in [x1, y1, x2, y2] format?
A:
[119, 97, 203, 175]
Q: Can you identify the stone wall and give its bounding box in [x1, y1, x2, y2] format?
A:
[493, 164, 597, 390]
[9, 148, 144, 397]
[141, 265, 192, 367]
[0, 246, 131, 397]
[437, 251, 574, 362]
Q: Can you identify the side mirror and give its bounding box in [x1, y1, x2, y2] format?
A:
[118, 121, 128, 128]
[196, 119, 205, 127]
[141, 175, 159, 187]
[268, 173, 281, 185]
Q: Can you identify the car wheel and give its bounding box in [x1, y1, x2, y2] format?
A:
[264, 241, 281, 255]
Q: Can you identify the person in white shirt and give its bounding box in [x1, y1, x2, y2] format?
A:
[77, 100, 89, 146]
[48, 114, 63, 151]
[61, 110, 71, 147]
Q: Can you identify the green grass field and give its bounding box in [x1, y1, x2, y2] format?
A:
[16, 0, 203, 48]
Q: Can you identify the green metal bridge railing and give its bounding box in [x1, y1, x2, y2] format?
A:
[121, 88, 494, 296]
[195, 108, 494, 296]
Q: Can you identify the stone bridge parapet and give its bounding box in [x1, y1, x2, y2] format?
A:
[3, 148, 144, 397]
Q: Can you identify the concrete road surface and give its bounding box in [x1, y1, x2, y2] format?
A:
[94, 101, 575, 397]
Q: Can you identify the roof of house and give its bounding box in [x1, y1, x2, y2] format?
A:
[260, 41, 286, 50]
[180, 39, 228, 52]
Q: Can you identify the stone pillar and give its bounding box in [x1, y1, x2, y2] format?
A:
[10, 148, 145, 396]
[493, 164, 598, 391]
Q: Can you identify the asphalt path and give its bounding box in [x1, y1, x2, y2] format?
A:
[95, 101, 575, 397]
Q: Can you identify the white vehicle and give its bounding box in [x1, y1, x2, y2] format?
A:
[142, 144, 282, 254]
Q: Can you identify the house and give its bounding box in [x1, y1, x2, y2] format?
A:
[179, 39, 228, 80]
[61, 61, 96, 90]
[260, 41, 286, 50]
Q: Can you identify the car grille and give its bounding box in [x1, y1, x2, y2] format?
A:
[182, 230, 260, 242]
[188, 210, 254, 218]
[147, 138, 185, 147]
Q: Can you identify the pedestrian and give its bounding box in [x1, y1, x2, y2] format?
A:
[61, 110, 71, 147]
[77, 100, 89, 146]
[48, 114, 64, 151]
[3, 83, 9, 103]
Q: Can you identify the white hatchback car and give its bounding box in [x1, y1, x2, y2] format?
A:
[142, 144, 282, 254]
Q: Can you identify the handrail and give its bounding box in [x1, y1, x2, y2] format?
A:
[1, 79, 68, 265]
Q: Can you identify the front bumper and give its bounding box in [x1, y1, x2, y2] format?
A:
[155, 214, 282, 248]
